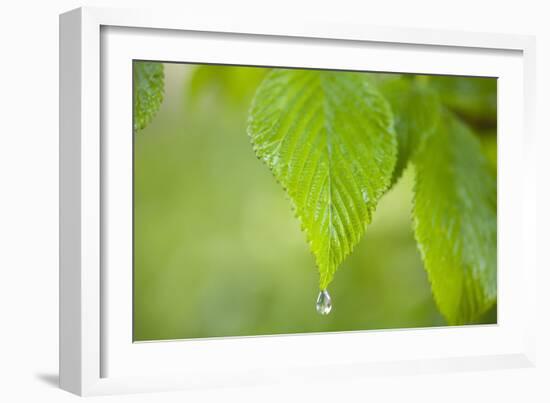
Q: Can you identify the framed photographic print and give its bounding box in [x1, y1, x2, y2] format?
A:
[59, 6, 537, 396]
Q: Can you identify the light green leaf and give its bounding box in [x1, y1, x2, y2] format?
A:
[133, 61, 165, 132]
[413, 111, 497, 325]
[248, 69, 397, 289]
[378, 77, 440, 183]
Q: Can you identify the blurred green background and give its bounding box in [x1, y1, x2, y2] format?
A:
[134, 63, 495, 342]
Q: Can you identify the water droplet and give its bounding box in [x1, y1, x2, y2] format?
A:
[316, 289, 332, 315]
[361, 189, 369, 204]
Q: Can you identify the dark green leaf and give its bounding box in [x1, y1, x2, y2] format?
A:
[479, 130, 497, 176]
[133, 61, 165, 132]
[429, 76, 497, 129]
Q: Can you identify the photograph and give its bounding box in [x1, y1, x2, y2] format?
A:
[133, 61, 497, 342]
[133, 61, 497, 341]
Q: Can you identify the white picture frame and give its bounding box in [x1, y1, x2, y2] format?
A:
[59, 6, 537, 396]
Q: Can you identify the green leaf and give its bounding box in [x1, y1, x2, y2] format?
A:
[378, 77, 441, 183]
[248, 69, 397, 289]
[413, 111, 497, 325]
[429, 76, 497, 129]
[133, 61, 165, 132]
